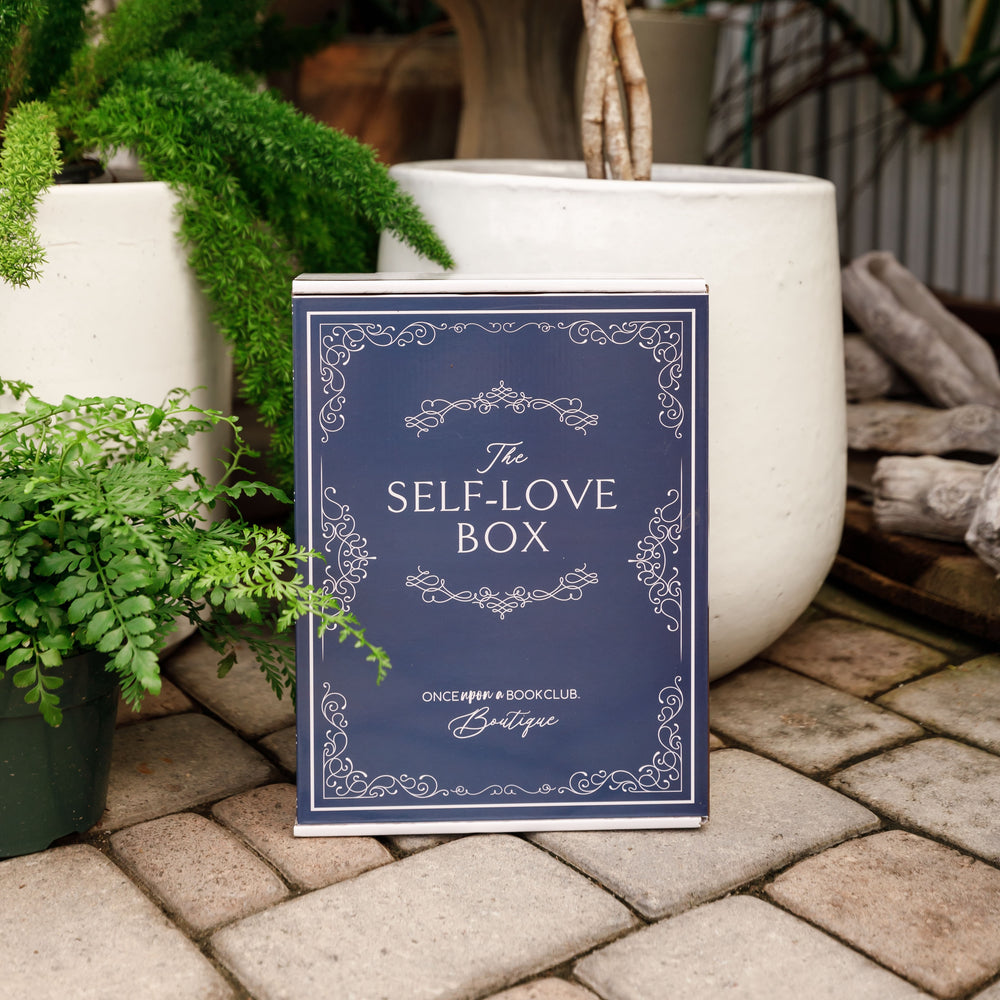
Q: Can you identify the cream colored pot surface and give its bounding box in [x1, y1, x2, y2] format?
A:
[2, 181, 231, 477]
[379, 160, 846, 679]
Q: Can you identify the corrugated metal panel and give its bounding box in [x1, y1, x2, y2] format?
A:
[707, 2, 1000, 301]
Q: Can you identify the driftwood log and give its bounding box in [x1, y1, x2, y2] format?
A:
[844, 334, 912, 401]
[966, 459, 1000, 572]
[842, 252, 1000, 579]
[848, 400, 1000, 455]
[872, 455, 988, 541]
[842, 251, 1000, 408]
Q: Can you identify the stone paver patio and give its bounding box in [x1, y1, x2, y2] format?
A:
[3, 580, 1000, 1000]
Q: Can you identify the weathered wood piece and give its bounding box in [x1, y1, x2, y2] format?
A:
[966, 458, 1000, 573]
[848, 400, 1000, 455]
[844, 334, 912, 401]
[601, 61, 632, 180]
[872, 455, 987, 541]
[610, 0, 652, 180]
[580, 0, 651, 180]
[842, 251, 1000, 408]
[581, 0, 616, 178]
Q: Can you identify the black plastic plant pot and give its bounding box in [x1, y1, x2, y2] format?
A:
[0, 653, 119, 858]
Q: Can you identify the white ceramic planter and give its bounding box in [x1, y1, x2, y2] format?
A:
[1, 181, 231, 476]
[379, 160, 846, 680]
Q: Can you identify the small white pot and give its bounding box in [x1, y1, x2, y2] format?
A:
[379, 160, 845, 680]
[2, 180, 231, 476]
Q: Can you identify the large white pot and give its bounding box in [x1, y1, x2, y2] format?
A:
[1, 180, 231, 476]
[379, 160, 845, 680]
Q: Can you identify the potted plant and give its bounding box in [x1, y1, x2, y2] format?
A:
[0, 377, 389, 857]
[0, 0, 453, 492]
[378, 0, 846, 681]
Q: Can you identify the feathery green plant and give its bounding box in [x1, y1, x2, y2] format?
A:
[0, 100, 60, 286]
[0, 0, 453, 488]
[0, 377, 390, 727]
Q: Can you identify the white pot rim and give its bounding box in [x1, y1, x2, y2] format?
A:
[390, 158, 833, 195]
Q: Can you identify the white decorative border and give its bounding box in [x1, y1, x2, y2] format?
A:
[559, 319, 685, 436]
[320, 677, 685, 800]
[630, 486, 684, 632]
[405, 380, 598, 436]
[316, 320, 446, 439]
[405, 565, 599, 619]
[318, 484, 374, 618]
[315, 317, 683, 436]
[302, 300, 702, 813]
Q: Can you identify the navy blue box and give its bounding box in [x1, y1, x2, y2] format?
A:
[293, 276, 709, 834]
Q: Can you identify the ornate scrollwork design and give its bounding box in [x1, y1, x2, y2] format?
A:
[405, 380, 598, 436]
[313, 315, 687, 436]
[316, 321, 447, 439]
[404, 565, 599, 620]
[559, 679, 685, 794]
[319, 485, 374, 617]
[318, 679, 686, 802]
[630, 488, 684, 632]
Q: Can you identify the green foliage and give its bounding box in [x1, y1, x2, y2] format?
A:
[0, 0, 34, 102]
[74, 51, 451, 483]
[0, 100, 61, 287]
[0, 0, 453, 487]
[0, 378, 390, 727]
[158, 0, 343, 76]
[21, 0, 89, 103]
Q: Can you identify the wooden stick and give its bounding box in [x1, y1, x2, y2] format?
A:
[610, 0, 652, 180]
[848, 400, 1000, 455]
[602, 64, 633, 179]
[581, 0, 613, 178]
[872, 455, 987, 541]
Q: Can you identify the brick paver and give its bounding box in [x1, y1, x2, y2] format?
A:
[98, 713, 278, 831]
[9, 578, 1000, 997]
[709, 664, 923, 775]
[165, 637, 295, 738]
[110, 812, 290, 933]
[116, 677, 194, 726]
[832, 737, 1000, 864]
[574, 895, 931, 1000]
[388, 833, 461, 854]
[211, 834, 638, 1000]
[211, 782, 392, 890]
[765, 830, 1000, 998]
[257, 724, 296, 773]
[877, 656, 1000, 754]
[761, 617, 949, 697]
[812, 584, 982, 659]
[530, 749, 878, 920]
[0, 844, 233, 999]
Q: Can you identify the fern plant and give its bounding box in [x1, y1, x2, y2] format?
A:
[0, 0, 452, 489]
[0, 377, 390, 727]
